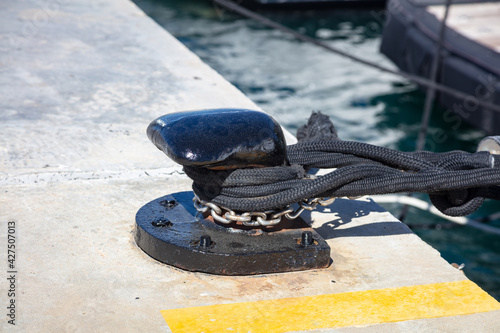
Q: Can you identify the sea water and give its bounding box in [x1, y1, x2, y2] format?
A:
[134, 0, 500, 300]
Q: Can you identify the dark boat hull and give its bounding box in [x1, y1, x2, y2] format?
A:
[380, 0, 500, 134]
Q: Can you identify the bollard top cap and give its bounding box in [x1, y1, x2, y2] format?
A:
[147, 108, 287, 169]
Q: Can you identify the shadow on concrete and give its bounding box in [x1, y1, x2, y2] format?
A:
[313, 198, 413, 239]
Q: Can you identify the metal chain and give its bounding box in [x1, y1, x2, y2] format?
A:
[193, 194, 335, 227]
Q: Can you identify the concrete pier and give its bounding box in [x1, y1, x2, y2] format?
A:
[1, 0, 499, 332]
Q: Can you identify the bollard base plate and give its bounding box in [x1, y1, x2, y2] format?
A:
[134, 191, 331, 275]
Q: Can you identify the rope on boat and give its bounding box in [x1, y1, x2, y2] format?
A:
[417, 0, 453, 151]
[213, 0, 500, 114]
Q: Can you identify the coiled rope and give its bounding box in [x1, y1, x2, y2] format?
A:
[186, 112, 500, 217]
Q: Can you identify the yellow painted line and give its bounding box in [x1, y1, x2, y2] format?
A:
[161, 280, 500, 333]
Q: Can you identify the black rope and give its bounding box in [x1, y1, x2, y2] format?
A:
[213, 0, 500, 114]
[188, 148, 500, 216]
[186, 112, 500, 217]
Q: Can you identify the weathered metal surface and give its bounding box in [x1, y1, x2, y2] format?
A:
[147, 109, 287, 169]
[135, 191, 331, 275]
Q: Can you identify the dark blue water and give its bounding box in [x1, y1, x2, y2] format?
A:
[134, 0, 500, 300]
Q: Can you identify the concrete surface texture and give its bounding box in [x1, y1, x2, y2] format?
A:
[0, 0, 499, 332]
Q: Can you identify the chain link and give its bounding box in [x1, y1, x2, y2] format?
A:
[193, 194, 335, 227]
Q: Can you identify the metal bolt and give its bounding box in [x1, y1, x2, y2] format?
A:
[301, 231, 313, 246]
[151, 219, 172, 227]
[199, 235, 212, 248]
[160, 199, 177, 209]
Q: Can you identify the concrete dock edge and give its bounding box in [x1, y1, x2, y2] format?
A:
[1, 0, 499, 332]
